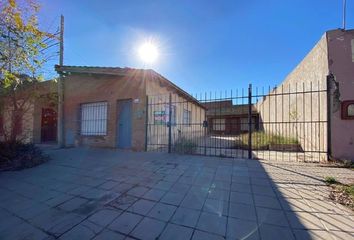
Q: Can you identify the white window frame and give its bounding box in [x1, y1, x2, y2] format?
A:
[80, 101, 108, 136]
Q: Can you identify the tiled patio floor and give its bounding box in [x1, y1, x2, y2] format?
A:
[0, 148, 353, 240]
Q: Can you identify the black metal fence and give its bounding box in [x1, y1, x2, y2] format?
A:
[146, 81, 329, 162]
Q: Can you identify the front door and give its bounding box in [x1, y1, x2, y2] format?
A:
[117, 99, 132, 148]
[41, 108, 57, 142]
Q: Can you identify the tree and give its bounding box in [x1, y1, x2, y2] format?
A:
[0, 0, 59, 141]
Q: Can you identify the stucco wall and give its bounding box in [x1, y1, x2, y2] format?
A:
[256, 34, 329, 161]
[63, 73, 147, 150]
[327, 30, 354, 161]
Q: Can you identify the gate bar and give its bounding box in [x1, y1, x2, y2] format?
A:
[248, 84, 252, 159]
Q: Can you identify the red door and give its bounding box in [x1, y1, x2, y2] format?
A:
[41, 108, 57, 142]
[226, 117, 241, 135]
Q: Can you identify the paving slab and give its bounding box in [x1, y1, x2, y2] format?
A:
[1, 148, 353, 240]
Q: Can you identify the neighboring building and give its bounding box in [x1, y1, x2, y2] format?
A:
[0, 80, 57, 143]
[55, 65, 205, 151]
[202, 100, 259, 135]
[256, 29, 354, 162]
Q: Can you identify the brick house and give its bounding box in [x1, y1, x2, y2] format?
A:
[202, 100, 259, 135]
[55, 65, 205, 151]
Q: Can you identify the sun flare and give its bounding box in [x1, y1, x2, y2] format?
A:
[138, 41, 159, 64]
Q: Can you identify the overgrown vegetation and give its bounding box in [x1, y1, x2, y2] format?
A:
[324, 176, 354, 211]
[173, 137, 198, 154]
[236, 131, 299, 150]
[324, 176, 338, 184]
[0, 141, 49, 171]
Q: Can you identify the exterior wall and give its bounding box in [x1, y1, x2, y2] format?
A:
[146, 79, 206, 151]
[0, 81, 57, 143]
[327, 30, 354, 161]
[256, 34, 329, 160]
[63, 73, 146, 151]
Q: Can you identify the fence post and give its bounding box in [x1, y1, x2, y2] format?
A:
[326, 75, 332, 160]
[145, 95, 149, 152]
[168, 93, 172, 153]
[248, 84, 252, 159]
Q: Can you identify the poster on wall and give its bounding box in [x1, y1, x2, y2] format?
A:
[154, 111, 166, 125]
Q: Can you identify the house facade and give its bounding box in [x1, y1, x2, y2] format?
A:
[55, 66, 205, 151]
[202, 101, 259, 135]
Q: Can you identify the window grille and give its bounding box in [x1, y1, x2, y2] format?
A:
[80, 102, 108, 135]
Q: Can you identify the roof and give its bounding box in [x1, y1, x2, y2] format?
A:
[55, 65, 205, 109]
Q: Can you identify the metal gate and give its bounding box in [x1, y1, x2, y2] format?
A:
[146, 80, 329, 162]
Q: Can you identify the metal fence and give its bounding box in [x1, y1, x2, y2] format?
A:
[146, 81, 329, 162]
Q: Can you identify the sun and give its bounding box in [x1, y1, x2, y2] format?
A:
[138, 41, 159, 64]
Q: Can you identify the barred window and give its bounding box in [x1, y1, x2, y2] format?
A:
[80, 102, 108, 135]
[183, 109, 191, 125]
[165, 105, 176, 125]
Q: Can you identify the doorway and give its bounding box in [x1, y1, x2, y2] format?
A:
[41, 108, 57, 142]
[117, 99, 132, 148]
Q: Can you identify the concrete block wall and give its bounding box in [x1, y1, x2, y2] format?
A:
[256, 34, 329, 160]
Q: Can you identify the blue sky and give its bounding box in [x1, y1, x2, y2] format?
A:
[39, 0, 353, 94]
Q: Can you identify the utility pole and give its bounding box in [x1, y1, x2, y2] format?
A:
[58, 15, 64, 147]
[342, 0, 346, 29]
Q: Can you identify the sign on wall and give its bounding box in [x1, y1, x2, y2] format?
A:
[154, 111, 166, 125]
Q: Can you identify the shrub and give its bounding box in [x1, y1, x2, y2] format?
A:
[324, 176, 338, 184]
[173, 137, 198, 154]
[0, 141, 49, 171]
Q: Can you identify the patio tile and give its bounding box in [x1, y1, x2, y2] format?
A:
[196, 211, 227, 236]
[228, 202, 256, 221]
[203, 198, 228, 216]
[98, 180, 119, 190]
[318, 213, 353, 232]
[181, 193, 206, 210]
[208, 188, 230, 201]
[127, 186, 150, 197]
[286, 211, 324, 230]
[280, 198, 312, 212]
[108, 194, 138, 210]
[59, 220, 102, 240]
[256, 207, 289, 227]
[192, 230, 225, 240]
[143, 188, 166, 201]
[159, 223, 193, 240]
[88, 208, 122, 227]
[128, 199, 156, 215]
[148, 202, 177, 221]
[252, 185, 276, 197]
[227, 217, 260, 240]
[154, 180, 174, 191]
[259, 224, 295, 240]
[230, 192, 253, 205]
[171, 207, 200, 228]
[254, 195, 281, 209]
[170, 183, 191, 194]
[92, 229, 125, 240]
[45, 194, 74, 207]
[161, 191, 186, 205]
[58, 197, 89, 212]
[293, 229, 332, 240]
[108, 212, 142, 234]
[130, 217, 166, 240]
[0, 222, 50, 240]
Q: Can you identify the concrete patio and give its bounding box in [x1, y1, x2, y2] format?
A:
[0, 148, 353, 240]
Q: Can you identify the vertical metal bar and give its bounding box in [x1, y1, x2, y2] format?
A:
[248, 84, 252, 159]
[168, 93, 172, 153]
[326, 75, 332, 160]
[145, 96, 149, 151]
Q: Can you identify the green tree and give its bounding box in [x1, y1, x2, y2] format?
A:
[0, 0, 58, 141]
